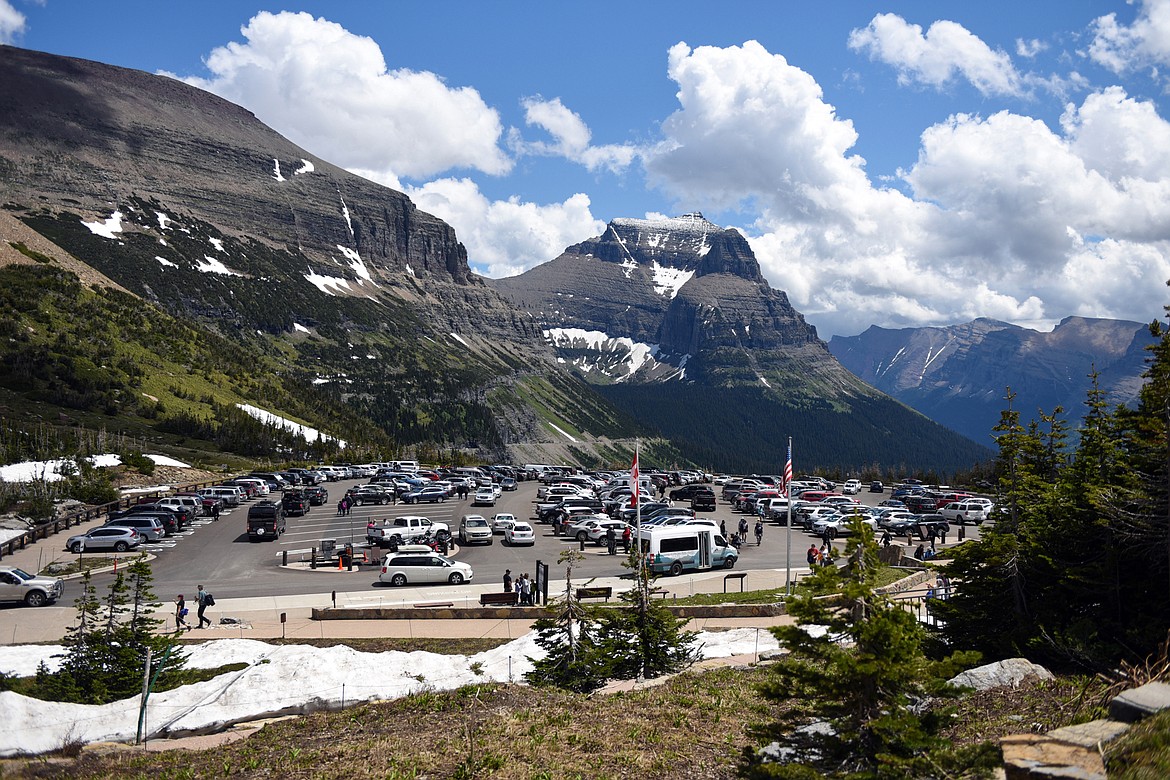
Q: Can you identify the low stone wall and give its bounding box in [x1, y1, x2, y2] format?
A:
[312, 602, 787, 621]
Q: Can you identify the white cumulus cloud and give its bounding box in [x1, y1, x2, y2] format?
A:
[404, 178, 605, 278]
[0, 0, 25, 43]
[643, 39, 1170, 338]
[509, 96, 637, 173]
[1089, 0, 1170, 73]
[848, 13, 1024, 97]
[172, 11, 511, 181]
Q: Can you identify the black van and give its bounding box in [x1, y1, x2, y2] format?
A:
[690, 493, 717, 512]
[247, 501, 286, 541]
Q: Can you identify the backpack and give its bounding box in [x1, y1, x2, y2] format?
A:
[205, 593, 215, 606]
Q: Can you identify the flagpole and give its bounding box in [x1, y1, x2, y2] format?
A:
[634, 440, 643, 581]
[784, 437, 793, 595]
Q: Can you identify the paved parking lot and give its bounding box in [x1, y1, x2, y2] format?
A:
[3, 475, 986, 611]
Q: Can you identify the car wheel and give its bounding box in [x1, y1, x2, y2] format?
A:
[114, 542, 129, 552]
[723, 557, 736, 570]
[828, 528, 837, 540]
[390, 573, 407, 586]
[24, 591, 47, 608]
[380, 498, 388, 505]
[69, 542, 83, 553]
[576, 531, 587, 542]
[669, 561, 683, 577]
[956, 515, 965, 525]
[448, 572, 464, 585]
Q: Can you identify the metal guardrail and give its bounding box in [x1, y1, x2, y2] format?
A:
[0, 478, 232, 560]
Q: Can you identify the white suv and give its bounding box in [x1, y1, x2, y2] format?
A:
[842, 479, 861, 495]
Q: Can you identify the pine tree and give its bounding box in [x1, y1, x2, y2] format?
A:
[592, 560, 698, 681]
[744, 517, 944, 778]
[525, 549, 608, 693]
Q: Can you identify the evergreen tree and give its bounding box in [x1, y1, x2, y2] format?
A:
[744, 517, 945, 778]
[592, 560, 698, 681]
[525, 550, 608, 693]
[29, 558, 185, 704]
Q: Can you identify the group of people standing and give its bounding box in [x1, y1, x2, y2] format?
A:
[502, 568, 534, 605]
[806, 543, 833, 567]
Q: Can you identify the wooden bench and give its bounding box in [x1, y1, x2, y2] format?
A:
[414, 601, 454, 609]
[479, 591, 519, 607]
[576, 586, 613, 602]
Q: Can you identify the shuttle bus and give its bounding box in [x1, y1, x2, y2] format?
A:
[639, 526, 738, 576]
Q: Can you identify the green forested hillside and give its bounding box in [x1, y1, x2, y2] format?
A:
[599, 383, 992, 475]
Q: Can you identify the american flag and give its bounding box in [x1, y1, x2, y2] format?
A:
[630, 449, 639, 508]
[782, 441, 793, 495]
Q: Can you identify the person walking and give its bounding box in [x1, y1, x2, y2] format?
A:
[211, 501, 220, 521]
[880, 530, 892, 547]
[754, 520, 764, 546]
[503, 569, 513, 593]
[195, 584, 212, 629]
[520, 574, 532, 606]
[622, 525, 632, 553]
[175, 594, 188, 630]
[738, 517, 749, 540]
[720, 519, 728, 538]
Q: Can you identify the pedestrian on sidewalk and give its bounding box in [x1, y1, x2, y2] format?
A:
[754, 520, 764, 546]
[175, 594, 188, 630]
[520, 573, 532, 606]
[503, 569, 513, 593]
[195, 584, 212, 628]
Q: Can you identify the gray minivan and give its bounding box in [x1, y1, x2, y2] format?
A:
[104, 515, 166, 541]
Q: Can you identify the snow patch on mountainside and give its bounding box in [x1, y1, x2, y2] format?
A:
[544, 327, 669, 382]
[196, 255, 241, 276]
[81, 211, 123, 239]
[651, 261, 694, 298]
[305, 271, 352, 296]
[235, 403, 346, 447]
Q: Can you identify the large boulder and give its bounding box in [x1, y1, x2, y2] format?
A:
[949, 658, 1053, 691]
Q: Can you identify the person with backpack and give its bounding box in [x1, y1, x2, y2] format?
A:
[754, 520, 764, 546]
[738, 517, 749, 540]
[195, 584, 213, 628]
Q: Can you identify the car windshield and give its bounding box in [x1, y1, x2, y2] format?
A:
[467, 519, 488, 527]
[8, 568, 32, 580]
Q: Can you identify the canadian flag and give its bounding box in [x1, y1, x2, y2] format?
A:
[630, 450, 639, 508]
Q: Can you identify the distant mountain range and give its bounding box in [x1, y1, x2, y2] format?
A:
[828, 317, 1156, 444]
[491, 214, 992, 473]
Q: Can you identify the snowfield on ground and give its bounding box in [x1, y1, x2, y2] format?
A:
[0, 628, 778, 756]
[0, 454, 191, 484]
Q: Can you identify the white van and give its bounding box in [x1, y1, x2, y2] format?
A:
[392, 460, 419, 474]
[639, 526, 738, 576]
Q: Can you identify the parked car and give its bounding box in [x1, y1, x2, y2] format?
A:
[402, 486, 448, 504]
[691, 493, 717, 512]
[66, 527, 141, 553]
[869, 481, 884, 493]
[347, 486, 394, 506]
[305, 485, 329, 506]
[458, 515, 493, 545]
[938, 500, 992, 525]
[669, 484, 715, 501]
[103, 515, 166, 542]
[379, 553, 473, 586]
[491, 513, 518, 534]
[0, 565, 64, 607]
[503, 522, 536, 546]
[842, 479, 862, 495]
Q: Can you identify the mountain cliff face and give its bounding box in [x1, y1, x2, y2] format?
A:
[0, 45, 647, 464]
[492, 215, 991, 473]
[828, 317, 1156, 443]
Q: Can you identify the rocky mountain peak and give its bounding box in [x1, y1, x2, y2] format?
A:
[565, 212, 765, 286]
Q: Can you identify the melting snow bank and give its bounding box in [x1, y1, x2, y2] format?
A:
[0, 628, 778, 755]
[234, 403, 346, 448]
[0, 454, 190, 483]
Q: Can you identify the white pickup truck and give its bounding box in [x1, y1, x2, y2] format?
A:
[371, 516, 451, 547]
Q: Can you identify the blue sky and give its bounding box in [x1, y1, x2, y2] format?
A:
[5, 1, 1170, 338]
